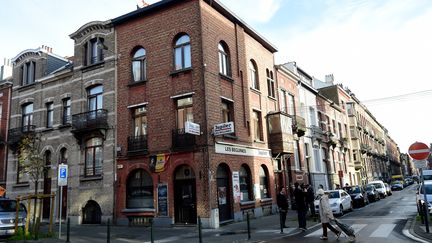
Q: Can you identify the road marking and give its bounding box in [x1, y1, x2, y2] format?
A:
[305, 224, 366, 237]
[370, 224, 396, 237]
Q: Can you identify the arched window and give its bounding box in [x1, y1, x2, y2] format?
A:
[85, 137, 103, 177]
[259, 165, 270, 198]
[249, 60, 259, 90]
[45, 151, 51, 167]
[60, 148, 68, 164]
[132, 48, 147, 82]
[239, 165, 253, 201]
[174, 34, 191, 70]
[266, 69, 275, 98]
[218, 42, 231, 76]
[126, 169, 154, 208]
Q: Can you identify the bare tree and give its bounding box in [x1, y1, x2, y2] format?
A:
[17, 133, 45, 226]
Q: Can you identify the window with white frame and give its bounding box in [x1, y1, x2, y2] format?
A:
[174, 34, 191, 70]
[218, 42, 231, 76]
[266, 69, 275, 98]
[132, 47, 147, 82]
[249, 60, 259, 90]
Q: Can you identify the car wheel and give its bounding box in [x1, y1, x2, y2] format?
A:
[339, 205, 344, 216]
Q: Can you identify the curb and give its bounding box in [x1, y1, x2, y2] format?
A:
[403, 217, 430, 243]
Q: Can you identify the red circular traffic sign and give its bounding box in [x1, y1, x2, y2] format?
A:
[408, 142, 430, 160]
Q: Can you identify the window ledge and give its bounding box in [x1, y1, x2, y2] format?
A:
[81, 61, 105, 72]
[80, 175, 103, 182]
[13, 182, 30, 188]
[254, 140, 265, 144]
[17, 82, 37, 91]
[267, 95, 277, 101]
[250, 87, 261, 94]
[127, 80, 147, 87]
[240, 200, 255, 206]
[219, 73, 234, 82]
[260, 198, 273, 203]
[122, 208, 156, 213]
[59, 124, 72, 129]
[222, 134, 238, 140]
[170, 67, 192, 76]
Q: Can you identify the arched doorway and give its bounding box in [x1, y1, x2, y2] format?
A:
[59, 148, 68, 219]
[174, 165, 196, 224]
[82, 200, 102, 224]
[216, 163, 232, 222]
[43, 151, 52, 219]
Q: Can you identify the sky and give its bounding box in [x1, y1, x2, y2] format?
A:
[1, 0, 431, 154]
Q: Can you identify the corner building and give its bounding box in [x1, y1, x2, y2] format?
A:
[113, 0, 278, 228]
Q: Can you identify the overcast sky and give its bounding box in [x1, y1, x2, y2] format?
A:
[1, 0, 431, 153]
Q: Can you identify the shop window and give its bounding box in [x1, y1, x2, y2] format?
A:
[126, 169, 154, 208]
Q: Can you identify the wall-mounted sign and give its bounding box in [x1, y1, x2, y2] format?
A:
[215, 143, 271, 158]
[58, 164, 68, 186]
[213, 122, 235, 136]
[232, 171, 241, 203]
[157, 184, 168, 216]
[185, 121, 200, 135]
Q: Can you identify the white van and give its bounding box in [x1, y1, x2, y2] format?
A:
[368, 180, 387, 198]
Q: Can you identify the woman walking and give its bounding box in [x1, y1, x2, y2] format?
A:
[317, 189, 341, 240]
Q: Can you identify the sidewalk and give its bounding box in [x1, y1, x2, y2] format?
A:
[409, 215, 432, 242]
[23, 210, 319, 243]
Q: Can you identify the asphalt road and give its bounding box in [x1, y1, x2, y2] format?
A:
[270, 184, 420, 243]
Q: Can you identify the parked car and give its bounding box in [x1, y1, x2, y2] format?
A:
[384, 183, 392, 196]
[345, 185, 369, 207]
[423, 170, 432, 181]
[365, 184, 380, 202]
[0, 198, 27, 236]
[368, 180, 387, 198]
[391, 181, 404, 191]
[314, 189, 353, 216]
[416, 181, 432, 214]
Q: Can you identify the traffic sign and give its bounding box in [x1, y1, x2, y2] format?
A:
[58, 164, 68, 186]
[408, 142, 430, 160]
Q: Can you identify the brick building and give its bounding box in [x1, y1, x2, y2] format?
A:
[112, 0, 278, 228]
[0, 79, 12, 189]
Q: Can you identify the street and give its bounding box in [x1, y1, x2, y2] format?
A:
[271, 184, 421, 243]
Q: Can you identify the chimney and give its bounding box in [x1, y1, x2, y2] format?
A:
[325, 74, 334, 84]
[136, 0, 150, 8]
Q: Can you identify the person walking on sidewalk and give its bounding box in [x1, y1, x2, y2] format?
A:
[317, 189, 341, 240]
[294, 182, 307, 231]
[277, 188, 289, 228]
[306, 184, 316, 219]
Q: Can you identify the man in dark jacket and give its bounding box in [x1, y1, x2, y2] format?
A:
[277, 188, 289, 228]
[294, 182, 307, 231]
[306, 184, 316, 218]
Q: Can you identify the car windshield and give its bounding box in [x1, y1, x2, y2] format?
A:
[371, 183, 383, 189]
[391, 181, 401, 185]
[328, 191, 340, 198]
[0, 200, 24, 212]
[346, 187, 360, 194]
[423, 175, 432, 180]
[365, 185, 374, 191]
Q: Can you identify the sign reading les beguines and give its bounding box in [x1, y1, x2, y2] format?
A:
[157, 184, 168, 216]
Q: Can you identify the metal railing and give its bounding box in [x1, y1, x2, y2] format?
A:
[71, 109, 108, 132]
[128, 135, 148, 154]
[172, 128, 196, 150]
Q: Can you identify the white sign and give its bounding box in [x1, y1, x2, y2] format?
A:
[232, 171, 241, 203]
[414, 159, 427, 170]
[58, 164, 68, 186]
[185, 121, 200, 135]
[215, 143, 271, 158]
[213, 122, 235, 136]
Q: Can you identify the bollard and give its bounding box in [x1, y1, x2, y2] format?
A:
[424, 203, 430, 233]
[198, 216, 202, 243]
[419, 200, 425, 224]
[150, 218, 154, 243]
[279, 211, 283, 233]
[247, 213, 251, 240]
[66, 217, 70, 243]
[107, 219, 111, 243]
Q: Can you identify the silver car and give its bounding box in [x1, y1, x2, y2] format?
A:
[0, 198, 27, 236]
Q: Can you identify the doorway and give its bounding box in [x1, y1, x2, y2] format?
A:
[82, 200, 102, 224]
[174, 165, 197, 224]
[216, 163, 232, 222]
[43, 151, 52, 219]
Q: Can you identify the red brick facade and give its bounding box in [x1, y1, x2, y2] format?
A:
[0, 82, 11, 188]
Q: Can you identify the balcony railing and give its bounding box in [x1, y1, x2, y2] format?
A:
[71, 109, 108, 133]
[310, 125, 324, 140]
[7, 125, 36, 151]
[292, 115, 306, 137]
[128, 135, 148, 155]
[172, 128, 196, 151]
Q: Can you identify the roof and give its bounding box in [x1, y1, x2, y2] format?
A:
[111, 0, 277, 53]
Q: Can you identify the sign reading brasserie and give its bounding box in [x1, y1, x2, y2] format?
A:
[215, 143, 271, 158]
[213, 122, 235, 136]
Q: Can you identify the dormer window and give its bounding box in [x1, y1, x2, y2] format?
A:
[84, 37, 104, 66]
[21, 61, 36, 86]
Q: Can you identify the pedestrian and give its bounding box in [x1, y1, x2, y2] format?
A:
[317, 189, 341, 240]
[277, 187, 289, 228]
[306, 184, 316, 218]
[294, 182, 307, 231]
[319, 184, 324, 189]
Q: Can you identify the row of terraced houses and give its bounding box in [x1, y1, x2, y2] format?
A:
[0, 0, 411, 228]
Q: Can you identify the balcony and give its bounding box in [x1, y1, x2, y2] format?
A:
[71, 109, 108, 139]
[292, 115, 306, 137]
[127, 135, 148, 156]
[172, 128, 196, 151]
[354, 161, 362, 170]
[310, 125, 325, 141]
[267, 112, 294, 154]
[7, 125, 36, 152]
